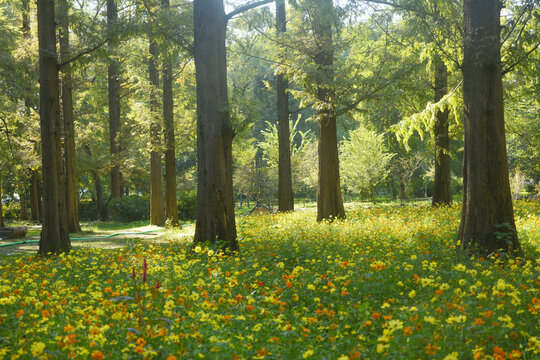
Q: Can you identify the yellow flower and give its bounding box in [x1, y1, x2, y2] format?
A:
[30, 342, 46, 357]
[408, 290, 416, 298]
[443, 352, 459, 360]
[302, 349, 315, 358]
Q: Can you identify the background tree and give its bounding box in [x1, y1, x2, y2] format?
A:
[276, 0, 294, 212]
[340, 125, 394, 202]
[59, 0, 82, 232]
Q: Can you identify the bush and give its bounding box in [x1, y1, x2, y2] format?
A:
[2, 201, 19, 220]
[109, 195, 149, 222]
[79, 200, 99, 221]
[178, 190, 197, 220]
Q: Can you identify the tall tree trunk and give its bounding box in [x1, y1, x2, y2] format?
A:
[59, 0, 81, 232]
[162, 0, 179, 226]
[0, 179, 4, 228]
[37, 0, 71, 255]
[276, 0, 294, 212]
[149, 36, 165, 226]
[30, 170, 41, 221]
[193, 0, 238, 251]
[107, 0, 122, 200]
[432, 55, 452, 206]
[312, 0, 345, 222]
[92, 171, 108, 221]
[19, 187, 28, 220]
[459, 0, 521, 255]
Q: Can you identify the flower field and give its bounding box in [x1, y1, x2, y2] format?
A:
[0, 202, 539, 359]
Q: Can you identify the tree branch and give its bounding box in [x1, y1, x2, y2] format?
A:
[58, 38, 109, 68]
[502, 42, 540, 75]
[225, 0, 274, 23]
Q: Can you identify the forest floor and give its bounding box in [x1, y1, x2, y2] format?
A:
[0, 201, 538, 359]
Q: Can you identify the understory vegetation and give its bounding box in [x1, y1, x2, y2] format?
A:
[0, 201, 539, 359]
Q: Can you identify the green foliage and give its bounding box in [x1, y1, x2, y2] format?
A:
[177, 190, 197, 220]
[340, 125, 394, 196]
[78, 200, 99, 221]
[109, 195, 150, 222]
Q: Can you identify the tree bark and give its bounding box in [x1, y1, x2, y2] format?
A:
[29, 170, 41, 221]
[432, 55, 452, 206]
[0, 179, 4, 228]
[162, 0, 179, 226]
[92, 171, 108, 221]
[312, 0, 345, 222]
[193, 0, 238, 251]
[59, 0, 81, 232]
[459, 0, 521, 256]
[276, 0, 294, 212]
[19, 187, 28, 220]
[107, 0, 122, 200]
[37, 0, 71, 255]
[149, 36, 165, 226]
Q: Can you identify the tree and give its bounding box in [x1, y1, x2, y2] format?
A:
[59, 0, 82, 232]
[148, 33, 165, 226]
[107, 0, 122, 200]
[308, 0, 345, 221]
[458, 0, 521, 256]
[37, 0, 71, 254]
[162, 0, 179, 226]
[193, 0, 238, 250]
[276, 0, 294, 212]
[431, 54, 452, 206]
[193, 0, 272, 250]
[340, 126, 394, 202]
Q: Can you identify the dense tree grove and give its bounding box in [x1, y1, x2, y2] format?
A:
[0, 0, 538, 255]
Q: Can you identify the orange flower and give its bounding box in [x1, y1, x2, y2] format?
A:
[403, 326, 413, 336]
[15, 309, 24, 318]
[435, 289, 443, 296]
[483, 310, 494, 319]
[425, 343, 439, 356]
[236, 294, 243, 302]
[91, 351, 105, 360]
[166, 356, 177, 360]
[136, 338, 146, 347]
[134, 346, 144, 354]
[493, 345, 506, 360]
[341, 290, 349, 296]
[509, 349, 522, 359]
[474, 318, 485, 326]
[371, 312, 381, 320]
[286, 280, 292, 288]
[247, 304, 254, 311]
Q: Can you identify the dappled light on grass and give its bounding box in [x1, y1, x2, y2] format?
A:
[0, 202, 538, 359]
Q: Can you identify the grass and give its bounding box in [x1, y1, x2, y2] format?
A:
[0, 201, 538, 359]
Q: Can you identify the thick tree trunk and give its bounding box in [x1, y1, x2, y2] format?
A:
[313, 0, 345, 222]
[161, 0, 179, 226]
[432, 56, 452, 206]
[29, 170, 41, 221]
[459, 0, 521, 256]
[276, 0, 294, 212]
[37, 0, 71, 255]
[193, 0, 238, 251]
[148, 36, 165, 226]
[107, 0, 122, 200]
[59, 0, 81, 232]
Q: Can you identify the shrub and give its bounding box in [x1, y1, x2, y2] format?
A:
[177, 190, 197, 220]
[78, 200, 99, 221]
[109, 195, 149, 222]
